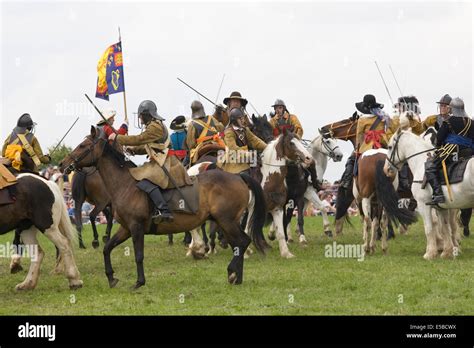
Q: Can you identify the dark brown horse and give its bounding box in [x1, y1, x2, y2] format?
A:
[60, 126, 269, 289]
[71, 167, 113, 249]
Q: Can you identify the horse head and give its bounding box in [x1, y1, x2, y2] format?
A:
[320, 117, 358, 145]
[275, 129, 314, 167]
[59, 126, 106, 174]
[251, 114, 274, 143]
[314, 131, 343, 162]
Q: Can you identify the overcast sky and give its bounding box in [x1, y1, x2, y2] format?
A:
[1, 0, 472, 180]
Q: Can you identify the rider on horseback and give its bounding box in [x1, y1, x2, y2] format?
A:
[97, 108, 128, 139]
[108, 100, 192, 222]
[425, 97, 474, 205]
[2, 113, 51, 173]
[411, 94, 452, 133]
[186, 100, 224, 164]
[214, 91, 249, 127]
[219, 108, 267, 174]
[170, 115, 188, 163]
[269, 99, 303, 139]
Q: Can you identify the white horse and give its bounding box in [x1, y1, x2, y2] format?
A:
[383, 118, 466, 259]
[5, 174, 83, 290]
[282, 134, 343, 242]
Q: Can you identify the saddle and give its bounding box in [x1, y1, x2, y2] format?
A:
[162, 176, 200, 215]
[439, 157, 471, 185]
[196, 143, 224, 160]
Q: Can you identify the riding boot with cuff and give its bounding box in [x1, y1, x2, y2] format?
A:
[340, 153, 355, 189]
[137, 179, 174, 222]
[425, 160, 445, 205]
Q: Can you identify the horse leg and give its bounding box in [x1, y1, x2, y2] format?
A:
[89, 206, 101, 249]
[103, 205, 113, 243]
[272, 209, 294, 259]
[361, 198, 371, 254]
[208, 222, 217, 255]
[75, 205, 86, 249]
[217, 219, 251, 285]
[10, 228, 24, 274]
[369, 209, 379, 255]
[167, 234, 174, 246]
[15, 228, 44, 291]
[183, 231, 192, 246]
[186, 228, 207, 260]
[130, 224, 146, 289]
[419, 205, 439, 260]
[296, 198, 307, 245]
[460, 208, 471, 237]
[44, 226, 83, 290]
[268, 221, 276, 241]
[201, 223, 210, 253]
[438, 209, 455, 259]
[449, 210, 461, 253]
[103, 225, 131, 288]
[380, 210, 389, 255]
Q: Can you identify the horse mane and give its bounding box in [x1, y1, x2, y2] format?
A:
[103, 141, 137, 168]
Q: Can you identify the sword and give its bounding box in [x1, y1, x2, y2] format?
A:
[50, 117, 79, 156]
[441, 160, 453, 202]
[177, 78, 217, 107]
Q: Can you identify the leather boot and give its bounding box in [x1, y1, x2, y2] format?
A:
[137, 179, 174, 222]
[425, 160, 445, 205]
[340, 153, 355, 189]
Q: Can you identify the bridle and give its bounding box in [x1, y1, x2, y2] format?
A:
[315, 136, 340, 160]
[67, 136, 106, 172]
[323, 119, 357, 141]
[386, 131, 436, 171]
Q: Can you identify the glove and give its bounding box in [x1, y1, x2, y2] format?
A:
[44, 154, 52, 163]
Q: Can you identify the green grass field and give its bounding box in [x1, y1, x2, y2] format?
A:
[0, 216, 473, 315]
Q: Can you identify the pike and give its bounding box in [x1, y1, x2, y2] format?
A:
[215, 74, 226, 104]
[389, 65, 407, 105]
[84, 94, 118, 134]
[248, 101, 261, 117]
[177, 78, 217, 106]
[49, 117, 79, 156]
[374, 61, 394, 107]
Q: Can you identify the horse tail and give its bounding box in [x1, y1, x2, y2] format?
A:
[239, 173, 271, 254]
[335, 183, 354, 228]
[57, 187, 78, 247]
[375, 159, 417, 226]
[71, 170, 87, 206]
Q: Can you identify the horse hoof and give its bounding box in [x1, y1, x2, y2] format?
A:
[324, 230, 333, 238]
[131, 282, 145, 290]
[79, 243, 86, 249]
[282, 252, 295, 259]
[10, 264, 23, 274]
[15, 282, 35, 291]
[228, 272, 238, 285]
[102, 236, 109, 243]
[69, 281, 83, 290]
[440, 251, 454, 259]
[219, 241, 229, 249]
[109, 278, 119, 288]
[423, 252, 437, 260]
[287, 237, 294, 243]
[192, 250, 207, 260]
[92, 240, 99, 249]
[168, 241, 174, 246]
[268, 234, 276, 241]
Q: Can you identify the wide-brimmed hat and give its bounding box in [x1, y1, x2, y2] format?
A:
[394, 95, 421, 114]
[170, 115, 187, 130]
[97, 108, 117, 125]
[355, 94, 384, 114]
[450, 97, 468, 118]
[223, 91, 248, 107]
[437, 94, 452, 106]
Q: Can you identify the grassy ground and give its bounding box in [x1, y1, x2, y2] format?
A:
[0, 216, 473, 315]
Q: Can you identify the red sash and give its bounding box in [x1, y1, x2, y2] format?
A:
[364, 130, 385, 149]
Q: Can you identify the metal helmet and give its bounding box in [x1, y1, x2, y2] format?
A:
[17, 113, 35, 128]
[271, 99, 286, 108]
[437, 94, 452, 106]
[450, 97, 468, 118]
[229, 107, 245, 126]
[137, 100, 164, 121]
[190, 100, 206, 119]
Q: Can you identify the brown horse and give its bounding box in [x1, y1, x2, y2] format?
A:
[59, 126, 269, 289]
[71, 167, 113, 249]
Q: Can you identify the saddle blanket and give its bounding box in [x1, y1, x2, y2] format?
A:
[162, 176, 200, 214]
[439, 157, 471, 185]
[361, 148, 388, 158]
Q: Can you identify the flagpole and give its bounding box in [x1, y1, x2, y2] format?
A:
[119, 26, 129, 124]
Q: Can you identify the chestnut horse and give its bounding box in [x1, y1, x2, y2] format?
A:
[60, 126, 269, 288]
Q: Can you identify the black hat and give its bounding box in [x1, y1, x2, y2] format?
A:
[170, 115, 187, 130]
[223, 91, 248, 107]
[355, 94, 384, 114]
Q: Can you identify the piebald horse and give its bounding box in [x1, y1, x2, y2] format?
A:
[60, 126, 269, 288]
[0, 173, 83, 290]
